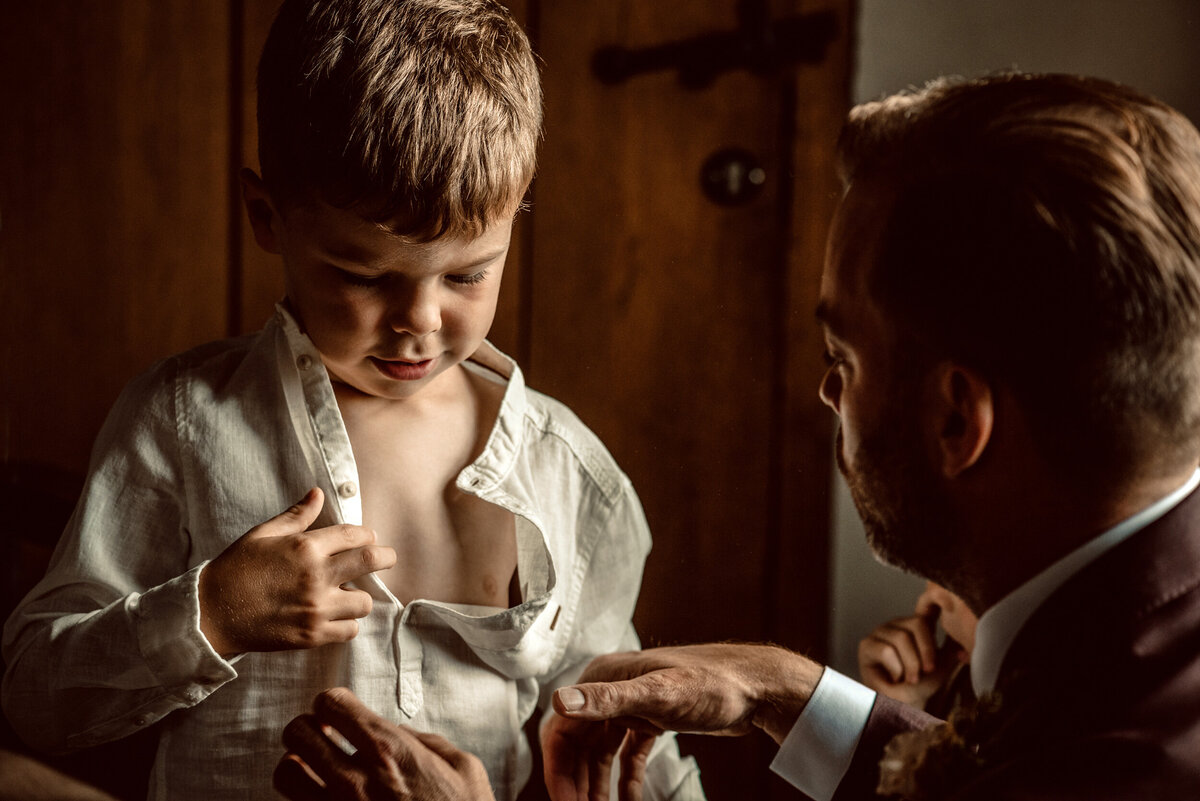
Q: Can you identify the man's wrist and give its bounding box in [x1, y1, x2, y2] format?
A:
[748, 647, 824, 744]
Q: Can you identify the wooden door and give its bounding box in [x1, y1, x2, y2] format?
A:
[2, 2, 850, 799]
[512, 3, 851, 797]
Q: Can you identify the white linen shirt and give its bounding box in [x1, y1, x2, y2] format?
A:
[2, 306, 703, 801]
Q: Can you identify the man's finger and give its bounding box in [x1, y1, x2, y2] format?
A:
[617, 729, 655, 801]
[410, 729, 471, 767]
[894, 615, 939, 673]
[252, 488, 325, 539]
[273, 754, 328, 801]
[871, 625, 924, 681]
[866, 642, 905, 684]
[312, 687, 401, 756]
[282, 712, 355, 776]
[587, 724, 626, 801]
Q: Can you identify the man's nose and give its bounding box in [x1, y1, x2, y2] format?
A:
[818, 367, 842, 413]
[388, 282, 441, 336]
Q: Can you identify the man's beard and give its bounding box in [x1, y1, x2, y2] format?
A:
[835, 401, 967, 589]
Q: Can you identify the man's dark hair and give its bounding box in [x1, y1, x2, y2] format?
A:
[839, 73, 1200, 491]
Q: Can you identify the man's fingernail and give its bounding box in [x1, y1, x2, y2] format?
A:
[558, 687, 585, 712]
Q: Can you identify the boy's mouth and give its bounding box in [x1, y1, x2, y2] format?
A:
[369, 356, 437, 381]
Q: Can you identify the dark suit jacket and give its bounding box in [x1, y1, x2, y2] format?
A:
[833, 486, 1200, 800]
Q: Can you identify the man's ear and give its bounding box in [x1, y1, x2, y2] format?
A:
[930, 362, 993, 479]
[239, 168, 284, 255]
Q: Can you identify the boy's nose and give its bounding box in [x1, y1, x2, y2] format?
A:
[388, 284, 441, 336]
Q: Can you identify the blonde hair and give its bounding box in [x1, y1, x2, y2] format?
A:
[257, 0, 542, 239]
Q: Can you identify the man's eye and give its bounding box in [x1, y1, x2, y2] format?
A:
[447, 270, 488, 286]
[822, 349, 843, 368]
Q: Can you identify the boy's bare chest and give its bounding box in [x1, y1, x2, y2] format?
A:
[336, 377, 518, 609]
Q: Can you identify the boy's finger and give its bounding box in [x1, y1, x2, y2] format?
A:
[326, 587, 374, 622]
[307, 523, 380, 556]
[253, 488, 325, 539]
[317, 618, 362, 644]
[328, 544, 397, 583]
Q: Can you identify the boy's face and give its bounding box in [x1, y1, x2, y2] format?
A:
[247, 181, 511, 401]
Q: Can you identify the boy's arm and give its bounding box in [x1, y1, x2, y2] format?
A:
[538, 476, 705, 801]
[1, 370, 236, 754]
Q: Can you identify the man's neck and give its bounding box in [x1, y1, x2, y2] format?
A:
[960, 465, 1200, 613]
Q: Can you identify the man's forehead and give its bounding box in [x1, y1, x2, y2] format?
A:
[817, 180, 895, 338]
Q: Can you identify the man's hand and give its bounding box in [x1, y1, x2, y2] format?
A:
[856, 611, 946, 708]
[546, 644, 822, 800]
[199, 488, 396, 656]
[275, 688, 495, 801]
[541, 708, 656, 801]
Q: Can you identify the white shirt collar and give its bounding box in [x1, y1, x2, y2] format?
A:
[971, 468, 1200, 696]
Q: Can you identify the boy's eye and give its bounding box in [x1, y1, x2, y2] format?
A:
[446, 270, 488, 286]
[336, 268, 384, 287]
[822, 349, 845, 369]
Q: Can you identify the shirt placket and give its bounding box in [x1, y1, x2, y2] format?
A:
[284, 317, 419, 716]
[395, 606, 426, 718]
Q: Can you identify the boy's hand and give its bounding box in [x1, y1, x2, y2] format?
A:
[199, 488, 396, 657]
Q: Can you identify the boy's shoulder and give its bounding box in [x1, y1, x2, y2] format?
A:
[471, 344, 631, 504]
[120, 325, 275, 407]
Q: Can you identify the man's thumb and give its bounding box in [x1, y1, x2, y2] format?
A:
[553, 682, 628, 720]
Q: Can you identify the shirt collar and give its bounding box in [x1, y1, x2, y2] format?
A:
[272, 302, 528, 496]
[971, 467, 1200, 696]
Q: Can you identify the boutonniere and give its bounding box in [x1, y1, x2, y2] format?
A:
[876, 692, 1004, 800]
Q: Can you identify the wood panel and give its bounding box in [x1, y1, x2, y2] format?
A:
[237, 0, 288, 333]
[529, 2, 848, 797]
[0, 2, 233, 475]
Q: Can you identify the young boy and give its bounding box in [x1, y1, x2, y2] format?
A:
[0, 1, 703, 799]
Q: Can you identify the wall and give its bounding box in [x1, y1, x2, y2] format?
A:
[829, 0, 1200, 675]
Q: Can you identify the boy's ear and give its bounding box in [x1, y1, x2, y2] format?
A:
[239, 168, 284, 255]
[928, 362, 994, 479]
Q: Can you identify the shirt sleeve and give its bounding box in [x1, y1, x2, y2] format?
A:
[1, 363, 237, 754]
[769, 668, 877, 801]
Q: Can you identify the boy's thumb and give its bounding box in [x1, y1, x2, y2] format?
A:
[254, 487, 324, 537]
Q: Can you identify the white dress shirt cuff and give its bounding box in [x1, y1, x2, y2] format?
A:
[769, 667, 876, 801]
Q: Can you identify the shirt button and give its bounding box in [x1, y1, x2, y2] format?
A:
[296, 354, 314, 371]
[338, 481, 358, 499]
[133, 716, 148, 726]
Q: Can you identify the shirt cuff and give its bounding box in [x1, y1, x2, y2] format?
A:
[769, 667, 876, 801]
[132, 561, 238, 694]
